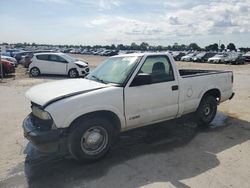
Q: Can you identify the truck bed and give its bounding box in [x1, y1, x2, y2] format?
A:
[179, 69, 231, 78]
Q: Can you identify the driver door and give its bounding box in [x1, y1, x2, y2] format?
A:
[48, 55, 68, 75]
[124, 55, 179, 128]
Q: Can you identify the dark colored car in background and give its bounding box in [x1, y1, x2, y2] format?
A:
[231, 54, 245, 65]
[16, 50, 56, 68]
[15, 50, 55, 64]
[103, 50, 119, 56]
[6, 49, 21, 57]
[173, 52, 186, 61]
[200, 52, 217, 62]
[0, 59, 15, 77]
[14, 51, 33, 63]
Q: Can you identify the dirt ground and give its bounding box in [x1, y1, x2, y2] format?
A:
[0, 55, 250, 188]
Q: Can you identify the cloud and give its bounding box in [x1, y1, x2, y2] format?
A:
[84, 0, 250, 44]
[1, 0, 250, 46]
[98, 0, 121, 10]
[168, 16, 181, 25]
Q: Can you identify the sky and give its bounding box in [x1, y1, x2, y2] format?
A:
[0, 0, 250, 47]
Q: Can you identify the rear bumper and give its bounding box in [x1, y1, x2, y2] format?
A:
[22, 115, 68, 153]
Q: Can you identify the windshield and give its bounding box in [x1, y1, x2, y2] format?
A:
[86, 56, 140, 85]
[61, 54, 77, 63]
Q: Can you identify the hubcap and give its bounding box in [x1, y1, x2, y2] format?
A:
[31, 69, 39, 76]
[80, 126, 108, 155]
[204, 105, 211, 116]
[70, 70, 77, 77]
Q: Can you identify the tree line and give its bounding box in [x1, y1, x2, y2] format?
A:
[2, 42, 249, 52]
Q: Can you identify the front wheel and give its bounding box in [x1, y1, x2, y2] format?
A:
[195, 95, 217, 127]
[68, 69, 79, 78]
[68, 118, 115, 162]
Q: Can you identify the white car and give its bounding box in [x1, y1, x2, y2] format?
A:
[23, 53, 234, 162]
[180, 53, 195, 61]
[29, 53, 89, 78]
[243, 52, 250, 62]
[208, 53, 231, 64]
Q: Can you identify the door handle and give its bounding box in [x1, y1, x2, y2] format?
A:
[172, 85, 179, 91]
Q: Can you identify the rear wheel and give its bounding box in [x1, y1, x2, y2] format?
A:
[196, 95, 217, 127]
[68, 69, 79, 78]
[30, 67, 40, 77]
[68, 117, 115, 162]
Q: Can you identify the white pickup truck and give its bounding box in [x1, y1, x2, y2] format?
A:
[23, 53, 234, 161]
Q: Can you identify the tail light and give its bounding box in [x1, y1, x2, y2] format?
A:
[231, 74, 234, 83]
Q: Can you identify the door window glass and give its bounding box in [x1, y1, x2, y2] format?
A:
[49, 55, 58, 62]
[140, 56, 174, 83]
[36, 54, 49, 61]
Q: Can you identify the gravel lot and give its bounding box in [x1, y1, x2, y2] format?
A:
[0, 55, 250, 188]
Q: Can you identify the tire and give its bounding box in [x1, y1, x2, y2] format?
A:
[68, 117, 115, 162]
[195, 95, 217, 127]
[68, 69, 79, 78]
[30, 67, 40, 77]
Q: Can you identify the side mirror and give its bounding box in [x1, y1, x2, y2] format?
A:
[131, 73, 152, 86]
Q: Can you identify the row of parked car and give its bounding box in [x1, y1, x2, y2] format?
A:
[173, 51, 250, 65]
[1, 48, 250, 78]
[63, 48, 119, 56]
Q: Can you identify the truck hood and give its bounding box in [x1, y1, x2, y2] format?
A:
[25, 79, 107, 107]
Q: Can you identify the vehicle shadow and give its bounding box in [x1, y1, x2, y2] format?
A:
[1, 112, 250, 188]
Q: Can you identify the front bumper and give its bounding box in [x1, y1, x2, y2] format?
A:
[22, 115, 68, 153]
[79, 67, 90, 77]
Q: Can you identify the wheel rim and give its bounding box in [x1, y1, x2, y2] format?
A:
[204, 105, 211, 116]
[203, 102, 215, 119]
[80, 126, 108, 155]
[69, 70, 77, 78]
[31, 68, 39, 76]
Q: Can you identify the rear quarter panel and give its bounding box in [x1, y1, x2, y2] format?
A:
[178, 72, 233, 116]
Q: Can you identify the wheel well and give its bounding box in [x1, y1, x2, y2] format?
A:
[30, 67, 39, 71]
[69, 111, 121, 136]
[68, 68, 77, 72]
[202, 89, 221, 102]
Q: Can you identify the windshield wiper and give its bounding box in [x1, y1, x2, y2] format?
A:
[91, 75, 107, 84]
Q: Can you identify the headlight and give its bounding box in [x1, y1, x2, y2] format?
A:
[32, 106, 52, 120]
[76, 64, 85, 68]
